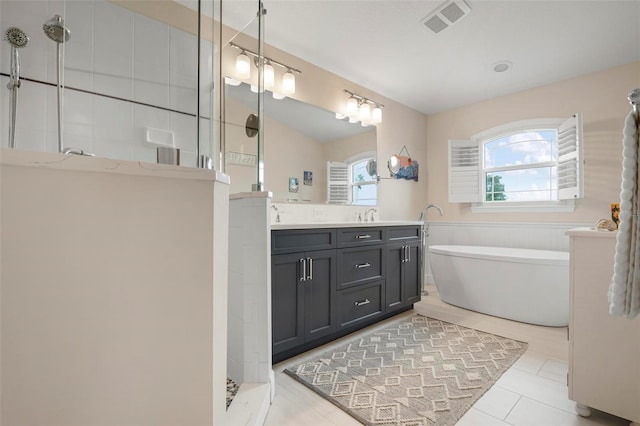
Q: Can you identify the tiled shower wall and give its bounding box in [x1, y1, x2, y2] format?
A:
[0, 0, 213, 166]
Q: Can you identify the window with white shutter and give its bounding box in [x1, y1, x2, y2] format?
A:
[448, 114, 583, 212]
[327, 161, 349, 204]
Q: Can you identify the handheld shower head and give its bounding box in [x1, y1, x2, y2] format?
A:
[6, 27, 29, 48]
[43, 15, 71, 43]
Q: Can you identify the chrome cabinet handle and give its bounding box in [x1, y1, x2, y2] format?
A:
[300, 258, 306, 282]
[407, 246, 411, 263]
[356, 234, 371, 239]
[354, 299, 371, 307]
[401, 246, 406, 263]
[307, 257, 313, 280]
[355, 262, 371, 269]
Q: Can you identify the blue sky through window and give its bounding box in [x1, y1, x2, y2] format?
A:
[484, 130, 558, 202]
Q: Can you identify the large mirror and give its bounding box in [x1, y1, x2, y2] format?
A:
[224, 80, 377, 205]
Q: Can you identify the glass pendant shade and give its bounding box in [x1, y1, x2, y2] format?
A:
[235, 52, 251, 79]
[359, 102, 371, 122]
[282, 71, 295, 95]
[263, 62, 275, 89]
[272, 92, 286, 100]
[371, 106, 383, 124]
[346, 97, 358, 116]
[348, 116, 359, 124]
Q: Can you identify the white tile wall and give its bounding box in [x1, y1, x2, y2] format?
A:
[271, 202, 378, 224]
[227, 194, 273, 387]
[0, 0, 213, 165]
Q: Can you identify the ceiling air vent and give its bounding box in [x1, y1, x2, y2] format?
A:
[420, 0, 471, 34]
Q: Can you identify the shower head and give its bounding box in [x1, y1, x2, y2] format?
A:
[5, 27, 29, 48]
[43, 15, 70, 43]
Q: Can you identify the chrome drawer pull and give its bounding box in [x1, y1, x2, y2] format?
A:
[355, 262, 371, 269]
[307, 257, 313, 280]
[354, 299, 371, 307]
[356, 234, 371, 239]
[299, 258, 306, 282]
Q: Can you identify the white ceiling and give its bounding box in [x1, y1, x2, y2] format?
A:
[219, 0, 640, 116]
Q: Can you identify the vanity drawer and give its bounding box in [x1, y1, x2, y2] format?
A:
[337, 227, 384, 248]
[387, 225, 421, 242]
[337, 281, 384, 329]
[337, 246, 384, 289]
[272, 229, 336, 255]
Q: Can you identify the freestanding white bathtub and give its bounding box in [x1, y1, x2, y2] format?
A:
[429, 245, 569, 327]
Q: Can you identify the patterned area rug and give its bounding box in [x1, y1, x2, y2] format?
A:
[285, 315, 528, 426]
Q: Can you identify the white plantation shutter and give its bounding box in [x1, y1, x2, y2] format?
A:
[327, 161, 349, 204]
[557, 113, 584, 200]
[448, 140, 481, 202]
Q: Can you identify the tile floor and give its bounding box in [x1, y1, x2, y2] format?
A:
[264, 284, 631, 426]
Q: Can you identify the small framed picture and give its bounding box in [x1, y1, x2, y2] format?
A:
[289, 177, 299, 193]
[304, 171, 313, 186]
[611, 202, 620, 227]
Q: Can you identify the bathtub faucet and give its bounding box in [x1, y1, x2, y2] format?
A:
[419, 204, 443, 221]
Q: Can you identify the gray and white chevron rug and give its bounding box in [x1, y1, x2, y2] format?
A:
[285, 315, 528, 426]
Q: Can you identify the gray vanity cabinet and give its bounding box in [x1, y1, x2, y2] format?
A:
[271, 229, 338, 356]
[271, 249, 337, 355]
[385, 231, 422, 313]
[271, 224, 421, 362]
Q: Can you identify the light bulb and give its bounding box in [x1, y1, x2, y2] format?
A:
[272, 92, 286, 100]
[371, 106, 382, 124]
[346, 97, 358, 116]
[359, 102, 371, 122]
[348, 116, 359, 124]
[335, 112, 346, 120]
[224, 76, 241, 86]
[263, 62, 275, 89]
[235, 52, 251, 79]
[282, 70, 295, 95]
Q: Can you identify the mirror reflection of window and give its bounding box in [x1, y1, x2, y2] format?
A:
[351, 158, 377, 206]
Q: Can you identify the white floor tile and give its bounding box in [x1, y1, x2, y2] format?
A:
[505, 397, 630, 426]
[473, 386, 521, 420]
[537, 358, 568, 384]
[457, 408, 511, 426]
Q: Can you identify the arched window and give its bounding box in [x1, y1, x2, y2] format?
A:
[448, 115, 583, 212]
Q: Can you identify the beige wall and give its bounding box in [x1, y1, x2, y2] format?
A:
[323, 130, 377, 164]
[225, 97, 327, 203]
[1, 158, 229, 425]
[425, 61, 640, 224]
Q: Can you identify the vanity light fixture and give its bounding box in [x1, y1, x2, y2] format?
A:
[235, 50, 251, 79]
[343, 90, 384, 125]
[224, 76, 242, 86]
[346, 96, 359, 116]
[359, 101, 371, 122]
[228, 42, 301, 94]
[371, 105, 383, 124]
[282, 69, 296, 95]
[264, 61, 275, 89]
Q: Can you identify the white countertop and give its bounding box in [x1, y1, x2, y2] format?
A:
[0, 148, 230, 184]
[565, 227, 618, 238]
[271, 221, 423, 230]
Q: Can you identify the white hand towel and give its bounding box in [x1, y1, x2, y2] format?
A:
[609, 111, 640, 318]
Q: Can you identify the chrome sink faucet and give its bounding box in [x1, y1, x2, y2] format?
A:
[271, 205, 281, 223]
[364, 208, 377, 222]
[418, 204, 443, 221]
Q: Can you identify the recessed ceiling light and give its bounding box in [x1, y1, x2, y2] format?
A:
[492, 61, 512, 73]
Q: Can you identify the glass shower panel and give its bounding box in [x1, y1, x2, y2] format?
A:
[0, 0, 214, 168]
[218, 1, 264, 192]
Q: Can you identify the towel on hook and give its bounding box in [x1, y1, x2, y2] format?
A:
[608, 110, 640, 319]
